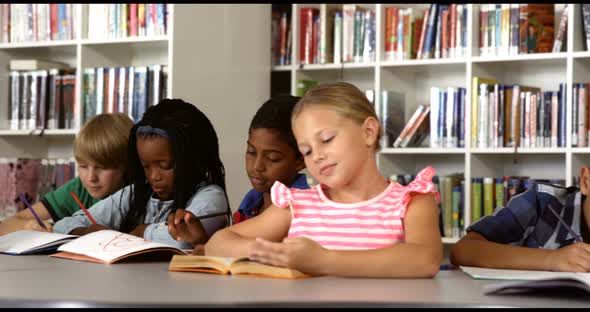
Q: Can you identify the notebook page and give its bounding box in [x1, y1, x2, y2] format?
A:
[0, 230, 77, 254]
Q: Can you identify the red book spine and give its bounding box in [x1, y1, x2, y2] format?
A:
[129, 4, 138, 36]
[392, 7, 399, 57]
[416, 8, 429, 59]
[299, 8, 313, 64]
[450, 4, 456, 57]
[50, 4, 58, 40]
[385, 7, 393, 58]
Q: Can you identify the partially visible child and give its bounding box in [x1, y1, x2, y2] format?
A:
[204, 82, 442, 278]
[0, 113, 134, 235]
[451, 167, 590, 272]
[234, 95, 308, 224]
[53, 99, 231, 249]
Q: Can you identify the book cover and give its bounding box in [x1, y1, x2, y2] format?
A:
[169, 255, 310, 279]
[380, 90, 405, 148]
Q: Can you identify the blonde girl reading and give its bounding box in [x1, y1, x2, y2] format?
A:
[205, 82, 442, 278]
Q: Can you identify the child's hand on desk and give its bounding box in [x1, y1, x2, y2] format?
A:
[70, 224, 109, 236]
[546, 242, 590, 272]
[167, 209, 206, 246]
[248, 237, 327, 275]
[24, 219, 53, 232]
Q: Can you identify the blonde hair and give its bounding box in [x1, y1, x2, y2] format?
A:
[74, 113, 134, 169]
[292, 81, 383, 149]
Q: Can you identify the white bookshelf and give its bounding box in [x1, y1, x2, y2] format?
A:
[273, 3, 580, 244]
[0, 4, 270, 211]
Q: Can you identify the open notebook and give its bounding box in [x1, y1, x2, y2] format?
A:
[0, 230, 78, 255]
[460, 266, 590, 295]
[50, 229, 188, 264]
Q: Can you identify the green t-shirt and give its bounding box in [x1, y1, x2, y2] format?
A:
[42, 177, 100, 222]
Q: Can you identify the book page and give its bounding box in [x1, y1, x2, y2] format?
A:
[460, 266, 580, 281]
[56, 230, 183, 263]
[169, 255, 236, 274]
[0, 230, 77, 254]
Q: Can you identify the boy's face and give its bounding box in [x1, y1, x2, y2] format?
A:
[77, 159, 125, 199]
[137, 136, 175, 201]
[245, 128, 304, 193]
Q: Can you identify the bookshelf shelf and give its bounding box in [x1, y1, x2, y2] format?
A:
[274, 3, 576, 244]
[380, 58, 467, 67]
[0, 129, 77, 136]
[272, 65, 293, 71]
[442, 237, 459, 244]
[79, 35, 170, 46]
[470, 148, 568, 154]
[0, 40, 79, 49]
[471, 52, 568, 63]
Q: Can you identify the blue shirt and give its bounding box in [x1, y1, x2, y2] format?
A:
[467, 182, 586, 249]
[233, 173, 309, 224]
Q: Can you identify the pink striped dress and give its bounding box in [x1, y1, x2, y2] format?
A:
[270, 166, 440, 250]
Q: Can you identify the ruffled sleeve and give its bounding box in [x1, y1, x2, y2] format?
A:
[399, 166, 441, 217]
[270, 181, 294, 209]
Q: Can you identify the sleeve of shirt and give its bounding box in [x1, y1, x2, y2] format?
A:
[43, 177, 91, 222]
[270, 181, 294, 209]
[467, 186, 540, 244]
[53, 186, 131, 234]
[143, 184, 228, 249]
[399, 166, 440, 218]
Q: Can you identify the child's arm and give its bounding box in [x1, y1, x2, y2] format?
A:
[451, 231, 590, 272]
[0, 202, 53, 235]
[248, 193, 443, 278]
[204, 204, 292, 258]
[166, 208, 207, 245]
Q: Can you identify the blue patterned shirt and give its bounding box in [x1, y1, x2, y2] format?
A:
[467, 183, 586, 249]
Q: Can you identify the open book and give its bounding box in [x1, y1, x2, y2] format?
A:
[461, 266, 590, 295]
[168, 255, 310, 279]
[49, 230, 188, 264]
[0, 230, 78, 255]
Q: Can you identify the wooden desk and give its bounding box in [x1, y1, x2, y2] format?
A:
[0, 254, 588, 308]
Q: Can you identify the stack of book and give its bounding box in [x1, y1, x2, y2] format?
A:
[0, 4, 77, 43]
[429, 86, 467, 148]
[470, 176, 565, 223]
[478, 4, 563, 56]
[87, 4, 167, 39]
[271, 5, 292, 66]
[299, 4, 375, 65]
[82, 64, 167, 124]
[471, 77, 566, 148]
[385, 4, 468, 61]
[8, 59, 76, 131]
[0, 158, 75, 221]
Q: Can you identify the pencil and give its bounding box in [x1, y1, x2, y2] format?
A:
[547, 203, 583, 243]
[18, 192, 47, 230]
[70, 191, 97, 225]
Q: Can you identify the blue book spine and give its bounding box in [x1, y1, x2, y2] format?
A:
[461, 5, 468, 53]
[452, 88, 460, 146]
[495, 5, 501, 55]
[458, 87, 466, 147]
[422, 4, 438, 59]
[58, 4, 66, 40]
[558, 83, 566, 147]
[438, 89, 446, 141]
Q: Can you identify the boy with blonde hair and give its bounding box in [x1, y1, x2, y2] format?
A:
[0, 113, 134, 234]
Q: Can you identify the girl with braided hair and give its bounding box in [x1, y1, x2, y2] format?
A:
[54, 99, 231, 249]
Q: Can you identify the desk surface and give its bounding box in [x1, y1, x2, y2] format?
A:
[0, 254, 588, 308]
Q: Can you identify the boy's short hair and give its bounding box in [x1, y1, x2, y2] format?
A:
[250, 94, 302, 158]
[74, 113, 134, 169]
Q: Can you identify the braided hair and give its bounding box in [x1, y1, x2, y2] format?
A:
[120, 99, 231, 233]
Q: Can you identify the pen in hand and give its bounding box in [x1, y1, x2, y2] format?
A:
[546, 203, 583, 243]
[18, 192, 47, 230]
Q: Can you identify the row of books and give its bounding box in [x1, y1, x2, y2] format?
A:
[572, 83, 590, 147]
[87, 4, 167, 40]
[9, 63, 77, 131]
[0, 158, 75, 221]
[470, 176, 564, 223]
[299, 4, 375, 65]
[0, 4, 76, 43]
[83, 64, 168, 124]
[479, 4, 561, 56]
[582, 5, 590, 51]
[271, 5, 292, 66]
[471, 78, 566, 148]
[386, 4, 468, 61]
[429, 87, 467, 148]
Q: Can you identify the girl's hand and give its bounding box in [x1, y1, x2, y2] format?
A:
[167, 209, 206, 246]
[24, 219, 53, 232]
[248, 236, 327, 275]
